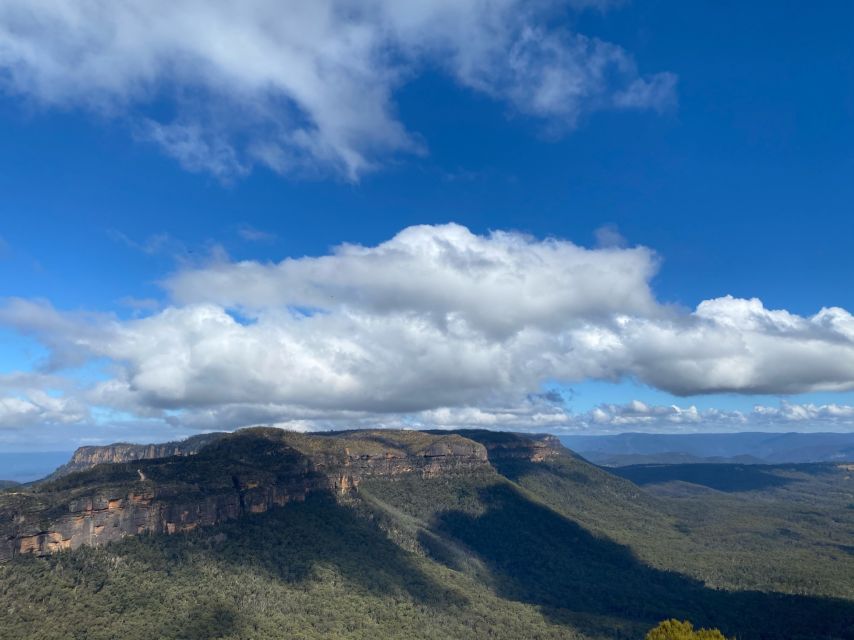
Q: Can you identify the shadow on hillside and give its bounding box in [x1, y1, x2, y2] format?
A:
[27, 431, 471, 632]
[173, 601, 238, 640]
[611, 463, 797, 492]
[16, 430, 851, 639]
[171, 493, 467, 612]
[432, 483, 854, 640]
[199, 435, 467, 609]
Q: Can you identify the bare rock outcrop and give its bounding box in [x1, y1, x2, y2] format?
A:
[0, 428, 490, 560]
[46, 432, 228, 479]
[431, 429, 563, 463]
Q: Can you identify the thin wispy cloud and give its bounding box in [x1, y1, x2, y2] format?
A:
[118, 297, 162, 313]
[593, 224, 627, 248]
[237, 225, 277, 243]
[107, 230, 177, 256]
[0, 1, 676, 181]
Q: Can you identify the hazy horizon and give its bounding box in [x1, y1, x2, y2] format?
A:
[4, 429, 854, 484]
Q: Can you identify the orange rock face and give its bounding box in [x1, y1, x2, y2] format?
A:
[1, 429, 499, 560]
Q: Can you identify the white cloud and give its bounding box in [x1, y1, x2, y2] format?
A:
[570, 400, 854, 433]
[579, 401, 745, 431]
[2, 224, 854, 439]
[590, 400, 701, 426]
[165, 223, 661, 337]
[0, 0, 676, 180]
[139, 120, 248, 179]
[752, 401, 854, 423]
[0, 390, 88, 429]
[610, 297, 854, 395]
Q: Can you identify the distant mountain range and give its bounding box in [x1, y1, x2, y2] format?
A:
[560, 431, 854, 466]
[1, 428, 852, 639]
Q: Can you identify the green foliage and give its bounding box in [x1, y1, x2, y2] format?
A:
[645, 619, 728, 640]
[501, 455, 854, 600]
[222, 427, 477, 459]
[1, 430, 853, 640]
[0, 495, 580, 640]
[360, 469, 854, 640]
[614, 462, 813, 493]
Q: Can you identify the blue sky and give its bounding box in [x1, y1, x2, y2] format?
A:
[1, 1, 854, 450]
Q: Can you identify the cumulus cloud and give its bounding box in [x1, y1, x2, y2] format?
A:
[165, 223, 661, 337]
[1, 224, 854, 438]
[0, 0, 675, 180]
[615, 297, 854, 395]
[590, 400, 701, 426]
[752, 401, 854, 423]
[220, 398, 854, 435]
[576, 400, 746, 432]
[0, 390, 88, 429]
[569, 399, 854, 433]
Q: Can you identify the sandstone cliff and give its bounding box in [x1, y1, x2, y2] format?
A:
[0, 428, 495, 560]
[47, 432, 228, 479]
[429, 429, 563, 463]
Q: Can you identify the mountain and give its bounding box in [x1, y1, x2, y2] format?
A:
[579, 452, 767, 466]
[561, 432, 854, 466]
[1, 429, 852, 640]
[44, 432, 228, 480]
[1, 428, 489, 558]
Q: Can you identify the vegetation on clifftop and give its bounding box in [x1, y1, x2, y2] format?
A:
[1, 429, 852, 640]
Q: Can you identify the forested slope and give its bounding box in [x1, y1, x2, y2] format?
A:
[1, 429, 852, 640]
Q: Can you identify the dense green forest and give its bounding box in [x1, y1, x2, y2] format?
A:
[1, 430, 852, 640]
[492, 452, 854, 599]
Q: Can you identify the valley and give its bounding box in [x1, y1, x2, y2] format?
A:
[1, 429, 852, 639]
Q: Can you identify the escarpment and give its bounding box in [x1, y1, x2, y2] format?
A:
[0, 428, 493, 560]
[46, 432, 228, 479]
[431, 429, 564, 463]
